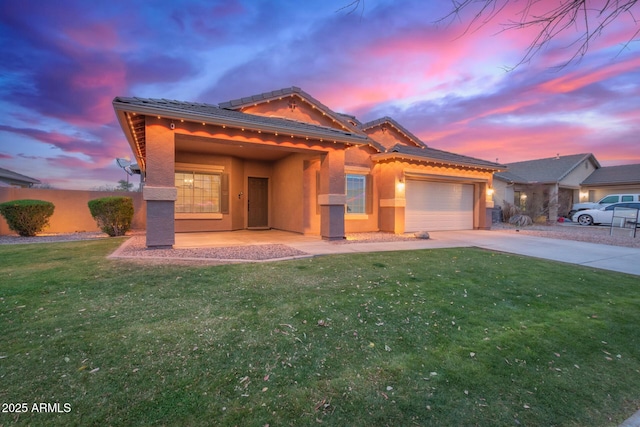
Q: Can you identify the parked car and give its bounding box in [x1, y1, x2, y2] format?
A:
[571, 202, 640, 226]
[569, 194, 640, 217]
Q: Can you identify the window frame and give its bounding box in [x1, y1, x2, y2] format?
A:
[175, 170, 223, 218]
[345, 173, 367, 215]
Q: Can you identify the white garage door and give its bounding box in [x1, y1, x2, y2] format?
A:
[405, 180, 474, 231]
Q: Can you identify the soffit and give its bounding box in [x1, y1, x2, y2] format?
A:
[175, 134, 325, 161]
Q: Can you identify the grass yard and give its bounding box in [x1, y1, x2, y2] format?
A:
[0, 239, 638, 426]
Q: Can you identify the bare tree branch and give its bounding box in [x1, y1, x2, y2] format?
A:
[441, 0, 639, 69]
[343, 1, 639, 69]
[336, 0, 365, 15]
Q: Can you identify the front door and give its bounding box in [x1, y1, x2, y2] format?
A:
[248, 177, 269, 228]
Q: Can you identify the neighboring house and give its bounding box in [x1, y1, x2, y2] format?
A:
[113, 86, 505, 248]
[578, 164, 640, 202]
[493, 153, 600, 221]
[0, 167, 41, 188]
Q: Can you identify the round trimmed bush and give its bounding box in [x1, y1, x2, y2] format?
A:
[88, 196, 134, 237]
[0, 199, 55, 237]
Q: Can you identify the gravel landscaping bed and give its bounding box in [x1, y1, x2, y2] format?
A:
[114, 235, 308, 261]
[2, 224, 638, 263]
[492, 222, 640, 248]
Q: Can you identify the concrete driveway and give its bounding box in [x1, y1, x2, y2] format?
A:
[285, 229, 640, 276]
[173, 229, 640, 276]
[424, 230, 640, 277]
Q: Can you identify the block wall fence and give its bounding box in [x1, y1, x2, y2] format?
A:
[0, 188, 146, 235]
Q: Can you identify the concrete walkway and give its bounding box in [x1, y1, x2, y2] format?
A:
[173, 229, 640, 276]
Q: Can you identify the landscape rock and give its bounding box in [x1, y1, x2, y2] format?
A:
[414, 231, 430, 239]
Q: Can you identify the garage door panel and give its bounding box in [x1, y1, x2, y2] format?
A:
[405, 181, 473, 231]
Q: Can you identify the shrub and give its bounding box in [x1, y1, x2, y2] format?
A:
[88, 196, 134, 237]
[509, 214, 533, 227]
[0, 199, 55, 237]
[501, 200, 519, 223]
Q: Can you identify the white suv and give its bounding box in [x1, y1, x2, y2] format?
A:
[569, 194, 640, 217]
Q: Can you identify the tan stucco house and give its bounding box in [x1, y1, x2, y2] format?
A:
[579, 163, 640, 201]
[493, 153, 600, 220]
[113, 87, 505, 248]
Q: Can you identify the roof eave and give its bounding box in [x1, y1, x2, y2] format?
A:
[113, 105, 145, 170]
[371, 152, 506, 171]
[581, 180, 640, 187]
[113, 100, 370, 146]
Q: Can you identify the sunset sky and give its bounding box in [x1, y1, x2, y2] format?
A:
[1, 0, 639, 189]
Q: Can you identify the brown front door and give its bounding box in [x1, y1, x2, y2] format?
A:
[248, 177, 268, 228]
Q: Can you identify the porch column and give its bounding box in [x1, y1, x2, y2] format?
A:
[143, 119, 176, 248]
[549, 183, 559, 222]
[477, 182, 490, 230]
[379, 168, 405, 234]
[318, 149, 345, 240]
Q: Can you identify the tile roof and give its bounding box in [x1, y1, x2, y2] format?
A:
[218, 86, 307, 108]
[113, 88, 504, 172]
[0, 167, 40, 185]
[494, 153, 598, 183]
[218, 86, 362, 134]
[362, 116, 427, 148]
[580, 163, 640, 186]
[113, 96, 370, 144]
[373, 144, 506, 170]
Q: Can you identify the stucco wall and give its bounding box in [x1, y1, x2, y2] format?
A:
[345, 145, 376, 165]
[563, 159, 598, 188]
[583, 186, 640, 202]
[241, 98, 339, 129]
[302, 158, 321, 235]
[271, 154, 305, 233]
[492, 179, 514, 207]
[0, 188, 145, 235]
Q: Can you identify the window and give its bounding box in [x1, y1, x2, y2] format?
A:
[346, 174, 366, 214]
[599, 195, 619, 204]
[175, 172, 221, 213]
[514, 191, 527, 210]
[622, 196, 633, 202]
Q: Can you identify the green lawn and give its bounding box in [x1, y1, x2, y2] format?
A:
[0, 239, 638, 426]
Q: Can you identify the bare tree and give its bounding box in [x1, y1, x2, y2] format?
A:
[443, 0, 639, 68]
[342, 1, 639, 68]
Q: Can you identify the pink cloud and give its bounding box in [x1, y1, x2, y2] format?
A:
[62, 22, 122, 51]
[0, 124, 128, 165]
[454, 99, 538, 125]
[430, 121, 593, 164]
[539, 56, 640, 94]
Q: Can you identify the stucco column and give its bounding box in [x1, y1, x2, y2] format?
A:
[549, 183, 559, 222]
[318, 149, 345, 240]
[143, 119, 176, 248]
[378, 166, 405, 234]
[477, 182, 490, 230]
